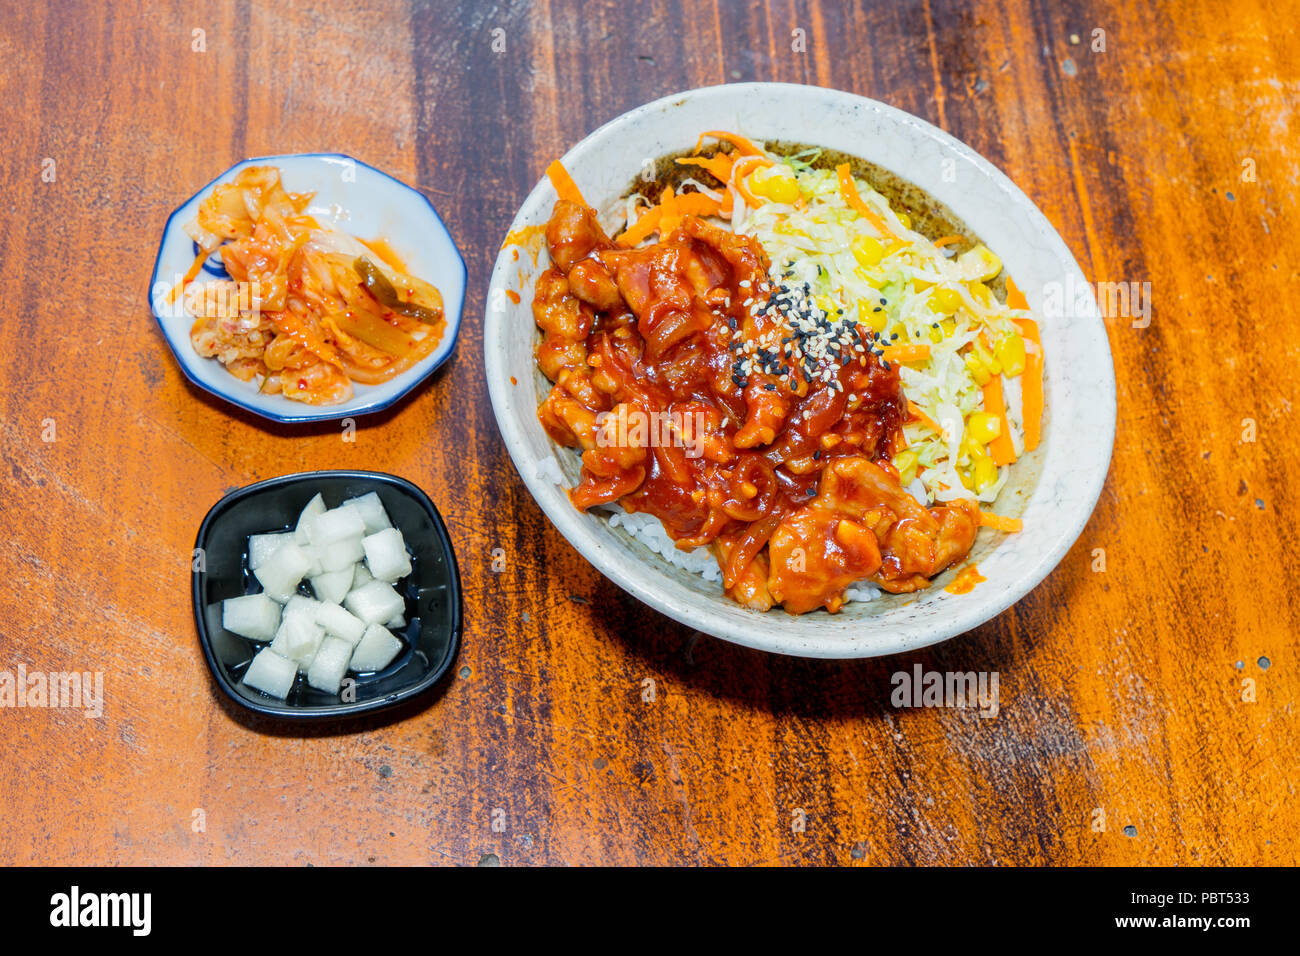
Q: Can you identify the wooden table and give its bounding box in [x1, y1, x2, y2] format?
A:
[1, 0, 1295, 866]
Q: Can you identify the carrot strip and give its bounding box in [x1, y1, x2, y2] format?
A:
[674, 192, 721, 217]
[657, 187, 681, 235]
[979, 511, 1023, 532]
[1006, 277, 1042, 451]
[731, 154, 775, 208]
[932, 235, 963, 247]
[719, 187, 734, 216]
[617, 206, 662, 248]
[546, 160, 587, 205]
[1016, 318, 1043, 451]
[615, 192, 721, 248]
[166, 247, 212, 304]
[881, 344, 931, 363]
[1005, 276, 1029, 310]
[835, 163, 900, 241]
[981, 376, 1018, 466]
[906, 400, 941, 433]
[676, 154, 735, 184]
[697, 130, 766, 157]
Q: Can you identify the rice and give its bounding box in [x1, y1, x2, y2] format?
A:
[532, 455, 565, 485]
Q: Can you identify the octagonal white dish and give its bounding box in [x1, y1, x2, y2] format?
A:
[149, 153, 466, 423]
[485, 83, 1116, 658]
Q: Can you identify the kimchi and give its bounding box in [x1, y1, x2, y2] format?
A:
[179, 166, 445, 405]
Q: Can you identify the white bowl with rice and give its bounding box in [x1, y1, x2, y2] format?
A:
[484, 83, 1115, 658]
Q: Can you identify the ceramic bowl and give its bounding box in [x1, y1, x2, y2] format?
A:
[150, 153, 466, 423]
[192, 471, 462, 719]
[484, 82, 1116, 658]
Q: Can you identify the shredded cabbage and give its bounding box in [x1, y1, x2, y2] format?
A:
[738, 161, 1033, 504]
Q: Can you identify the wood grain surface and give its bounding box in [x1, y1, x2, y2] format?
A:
[0, 0, 1296, 866]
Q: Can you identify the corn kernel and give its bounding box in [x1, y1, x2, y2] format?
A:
[995, 333, 1026, 377]
[859, 298, 887, 333]
[752, 167, 801, 204]
[965, 354, 992, 386]
[893, 449, 919, 485]
[966, 280, 993, 306]
[851, 235, 886, 269]
[929, 287, 963, 315]
[967, 411, 1001, 444]
[973, 342, 1001, 375]
[973, 455, 998, 492]
[928, 325, 944, 343]
[897, 212, 912, 230]
[957, 243, 1002, 282]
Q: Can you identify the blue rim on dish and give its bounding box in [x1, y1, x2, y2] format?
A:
[148, 153, 467, 424]
[192, 470, 462, 719]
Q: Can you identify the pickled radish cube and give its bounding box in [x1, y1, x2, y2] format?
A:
[243, 648, 298, 699]
[362, 528, 411, 582]
[294, 493, 327, 545]
[344, 580, 404, 625]
[222, 593, 282, 642]
[309, 507, 366, 547]
[317, 535, 365, 573]
[270, 608, 325, 671]
[304, 548, 325, 579]
[385, 612, 406, 630]
[272, 613, 322, 659]
[248, 532, 292, 571]
[278, 594, 321, 628]
[341, 492, 392, 533]
[316, 602, 366, 646]
[307, 636, 353, 694]
[253, 542, 313, 602]
[352, 563, 373, 589]
[309, 568, 353, 605]
[349, 625, 402, 672]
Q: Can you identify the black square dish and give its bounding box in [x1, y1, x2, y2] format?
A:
[192, 471, 461, 719]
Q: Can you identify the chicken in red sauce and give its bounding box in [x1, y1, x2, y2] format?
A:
[532, 198, 978, 613]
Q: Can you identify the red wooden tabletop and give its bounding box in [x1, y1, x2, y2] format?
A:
[0, 0, 1296, 865]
